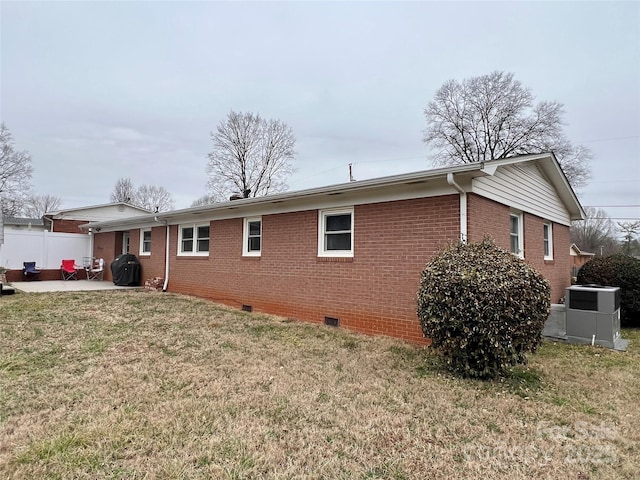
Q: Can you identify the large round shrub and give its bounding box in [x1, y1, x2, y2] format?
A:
[417, 239, 551, 379]
[576, 254, 640, 327]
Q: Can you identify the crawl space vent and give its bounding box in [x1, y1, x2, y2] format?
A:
[324, 316, 340, 327]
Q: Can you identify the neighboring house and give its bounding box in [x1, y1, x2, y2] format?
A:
[44, 202, 151, 233]
[570, 243, 596, 278]
[2, 217, 46, 231]
[82, 153, 585, 344]
[0, 203, 151, 276]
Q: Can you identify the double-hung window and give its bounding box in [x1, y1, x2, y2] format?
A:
[543, 222, 553, 260]
[243, 217, 262, 256]
[510, 211, 524, 258]
[318, 207, 354, 257]
[140, 228, 151, 255]
[179, 223, 210, 256]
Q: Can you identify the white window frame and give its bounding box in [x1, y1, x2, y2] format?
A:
[243, 217, 262, 257]
[178, 223, 210, 256]
[510, 211, 524, 259]
[139, 228, 152, 256]
[543, 221, 553, 260]
[318, 207, 354, 258]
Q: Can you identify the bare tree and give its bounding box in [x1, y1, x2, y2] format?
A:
[570, 207, 620, 256]
[617, 221, 640, 255]
[207, 110, 296, 200]
[190, 194, 217, 208]
[110, 177, 136, 204]
[136, 184, 175, 212]
[109, 178, 174, 212]
[0, 123, 33, 215]
[423, 71, 591, 188]
[23, 194, 62, 218]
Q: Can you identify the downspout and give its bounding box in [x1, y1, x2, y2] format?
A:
[162, 221, 170, 292]
[43, 214, 54, 232]
[447, 173, 467, 243]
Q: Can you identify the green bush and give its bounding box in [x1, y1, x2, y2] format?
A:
[576, 254, 640, 327]
[417, 239, 551, 379]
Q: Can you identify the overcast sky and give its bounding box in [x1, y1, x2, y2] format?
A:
[1, 1, 638, 222]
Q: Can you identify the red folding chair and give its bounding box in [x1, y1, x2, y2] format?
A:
[61, 259, 78, 280]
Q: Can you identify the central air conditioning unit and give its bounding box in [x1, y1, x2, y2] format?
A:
[565, 284, 627, 351]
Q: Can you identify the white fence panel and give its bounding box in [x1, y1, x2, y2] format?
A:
[0, 230, 91, 270]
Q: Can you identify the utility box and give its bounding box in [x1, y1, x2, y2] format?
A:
[565, 285, 627, 350]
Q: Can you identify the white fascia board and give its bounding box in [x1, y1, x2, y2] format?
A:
[86, 155, 578, 233]
[83, 169, 484, 233]
[536, 157, 585, 221]
[86, 177, 464, 233]
[45, 202, 151, 217]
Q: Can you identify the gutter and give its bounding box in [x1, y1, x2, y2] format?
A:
[446, 173, 467, 243]
[43, 214, 54, 232]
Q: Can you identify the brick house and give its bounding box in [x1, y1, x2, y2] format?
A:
[82, 153, 585, 344]
[44, 202, 151, 234]
[0, 203, 150, 279]
[570, 243, 596, 279]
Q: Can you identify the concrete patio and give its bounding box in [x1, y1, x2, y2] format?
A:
[8, 280, 141, 293]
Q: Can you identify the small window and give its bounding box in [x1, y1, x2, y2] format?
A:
[318, 208, 354, 257]
[543, 222, 553, 260]
[123, 232, 130, 255]
[140, 228, 152, 255]
[243, 217, 262, 256]
[179, 223, 210, 256]
[510, 212, 524, 258]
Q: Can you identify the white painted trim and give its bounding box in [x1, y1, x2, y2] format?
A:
[178, 223, 210, 257]
[544, 222, 553, 260]
[510, 211, 524, 259]
[318, 207, 354, 258]
[122, 232, 130, 255]
[242, 217, 262, 257]
[81, 154, 584, 233]
[446, 173, 467, 243]
[139, 228, 151, 256]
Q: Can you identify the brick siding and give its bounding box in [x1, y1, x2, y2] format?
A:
[132, 196, 460, 344]
[51, 219, 85, 233]
[93, 192, 572, 344]
[467, 193, 571, 303]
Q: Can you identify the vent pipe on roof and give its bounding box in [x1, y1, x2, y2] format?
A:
[447, 173, 467, 244]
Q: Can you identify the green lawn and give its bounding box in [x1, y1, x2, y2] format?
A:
[1, 290, 638, 479]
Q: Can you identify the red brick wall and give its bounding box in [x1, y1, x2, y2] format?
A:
[467, 193, 511, 248]
[130, 226, 168, 285]
[93, 232, 119, 282]
[89, 192, 572, 343]
[52, 219, 85, 233]
[138, 196, 461, 344]
[524, 215, 571, 304]
[467, 193, 571, 303]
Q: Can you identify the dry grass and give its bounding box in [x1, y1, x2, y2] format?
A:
[0, 290, 638, 479]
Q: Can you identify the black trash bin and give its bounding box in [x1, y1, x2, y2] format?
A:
[110, 254, 141, 286]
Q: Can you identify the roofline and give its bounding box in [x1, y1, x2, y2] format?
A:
[80, 161, 489, 230]
[3, 217, 45, 225]
[80, 152, 585, 231]
[45, 202, 151, 217]
[570, 243, 596, 256]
